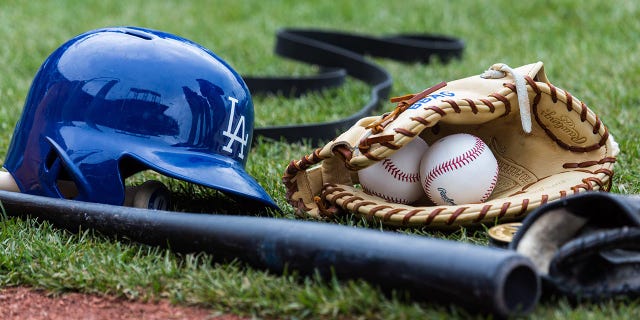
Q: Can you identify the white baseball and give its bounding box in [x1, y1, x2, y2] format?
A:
[419, 133, 498, 206]
[358, 138, 429, 204]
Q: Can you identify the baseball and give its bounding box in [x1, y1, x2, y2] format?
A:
[419, 133, 498, 206]
[358, 138, 429, 204]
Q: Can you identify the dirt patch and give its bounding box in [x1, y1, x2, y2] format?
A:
[0, 286, 246, 320]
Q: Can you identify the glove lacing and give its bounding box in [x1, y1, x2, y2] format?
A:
[481, 63, 532, 133]
[357, 63, 532, 157]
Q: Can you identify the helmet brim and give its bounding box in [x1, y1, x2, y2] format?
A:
[129, 147, 278, 210]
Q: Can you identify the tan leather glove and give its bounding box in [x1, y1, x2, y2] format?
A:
[283, 62, 619, 228]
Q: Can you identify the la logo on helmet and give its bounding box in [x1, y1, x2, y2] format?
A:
[222, 96, 249, 159]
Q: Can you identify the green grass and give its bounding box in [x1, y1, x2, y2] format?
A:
[1, 0, 639, 319]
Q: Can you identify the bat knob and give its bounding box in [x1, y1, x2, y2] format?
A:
[125, 180, 171, 210]
[0, 171, 20, 192]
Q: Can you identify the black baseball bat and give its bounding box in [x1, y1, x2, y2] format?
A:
[0, 190, 539, 317]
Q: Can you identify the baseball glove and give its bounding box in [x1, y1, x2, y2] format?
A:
[283, 62, 619, 228]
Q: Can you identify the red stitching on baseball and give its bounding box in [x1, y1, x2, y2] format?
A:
[381, 158, 420, 183]
[480, 166, 499, 202]
[362, 186, 411, 204]
[424, 137, 486, 203]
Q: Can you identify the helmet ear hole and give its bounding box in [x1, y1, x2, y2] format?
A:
[44, 148, 79, 199]
[44, 149, 58, 172]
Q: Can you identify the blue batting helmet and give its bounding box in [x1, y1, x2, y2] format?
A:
[4, 26, 277, 209]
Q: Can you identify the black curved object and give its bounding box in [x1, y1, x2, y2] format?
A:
[510, 192, 640, 301]
[0, 190, 539, 317]
[246, 28, 465, 144]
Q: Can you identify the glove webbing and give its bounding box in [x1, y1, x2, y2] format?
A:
[244, 28, 464, 145]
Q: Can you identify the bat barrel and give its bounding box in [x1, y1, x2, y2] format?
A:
[0, 190, 539, 317]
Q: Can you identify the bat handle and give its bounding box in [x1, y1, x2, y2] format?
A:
[124, 180, 171, 210]
[0, 171, 170, 210]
